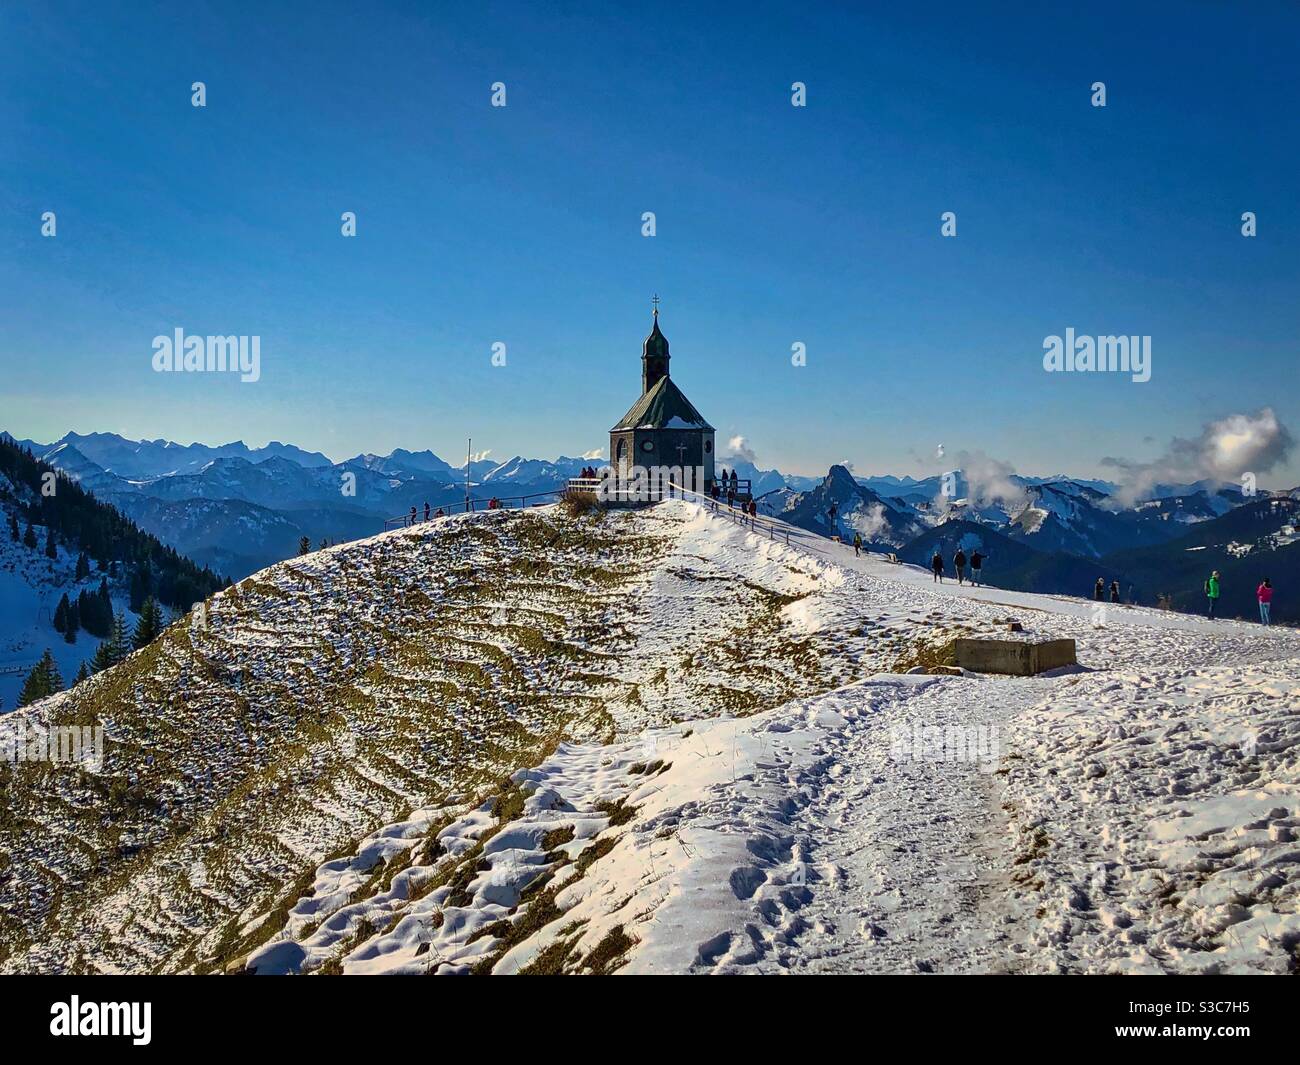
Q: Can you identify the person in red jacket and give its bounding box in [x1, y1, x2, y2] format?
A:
[1257, 577, 1273, 625]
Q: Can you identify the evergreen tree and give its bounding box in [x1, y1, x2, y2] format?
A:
[111, 609, 129, 657]
[17, 661, 46, 706]
[44, 527, 58, 560]
[65, 600, 80, 644]
[7, 512, 17, 541]
[44, 648, 65, 692]
[54, 592, 70, 634]
[298, 536, 311, 556]
[18, 649, 63, 706]
[77, 590, 100, 638]
[73, 660, 90, 686]
[90, 611, 130, 673]
[75, 551, 90, 580]
[22, 521, 37, 549]
[89, 640, 115, 675]
[77, 579, 113, 638]
[132, 596, 164, 650]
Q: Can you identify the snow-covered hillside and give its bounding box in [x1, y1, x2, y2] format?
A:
[3, 500, 1297, 975]
[0, 499, 136, 710]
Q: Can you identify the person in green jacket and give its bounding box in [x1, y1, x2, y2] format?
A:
[1205, 570, 1221, 618]
[852, 531, 862, 557]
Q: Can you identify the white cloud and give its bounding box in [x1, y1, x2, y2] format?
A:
[851, 501, 889, 539]
[936, 450, 1028, 509]
[726, 435, 757, 464]
[1101, 408, 1294, 505]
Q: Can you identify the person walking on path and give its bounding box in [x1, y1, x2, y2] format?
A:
[953, 549, 967, 586]
[969, 550, 983, 587]
[853, 531, 862, 557]
[1109, 579, 1120, 604]
[1257, 577, 1273, 625]
[1205, 570, 1221, 618]
[931, 550, 945, 583]
[424, 501, 431, 522]
[1094, 577, 1105, 601]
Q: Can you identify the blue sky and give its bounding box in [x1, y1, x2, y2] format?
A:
[2, 1, 1297, 484]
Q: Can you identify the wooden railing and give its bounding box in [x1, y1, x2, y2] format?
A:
[712, 478, 753, 499]
[665, 482, 792, 544]
[568, 475, 753, 503]
[382, 489, 564, 528]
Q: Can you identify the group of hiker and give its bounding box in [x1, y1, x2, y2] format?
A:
[711, 468, 742, 504]
[404, 501, 448, 526]
[930, 548, 984, 586]
[1201, 571, 1276, 624]
[578, 465, 599, 480]
[1106, 571, 1277, 624]
[919, 550, 1281, 625]
[402, 495, 518, 526]
[1092, 578, 1124, 604]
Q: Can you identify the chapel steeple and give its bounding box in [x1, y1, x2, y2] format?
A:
[642, 296, 671, 393]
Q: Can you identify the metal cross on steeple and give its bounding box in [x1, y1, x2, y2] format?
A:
[651, 294, 660, 316]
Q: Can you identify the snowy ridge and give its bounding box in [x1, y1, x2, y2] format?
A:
[5, 501, 947, 973]
[222, 502, 1300, 976]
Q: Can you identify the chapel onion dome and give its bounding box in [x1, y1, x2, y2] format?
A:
[642, 312, 670, 360]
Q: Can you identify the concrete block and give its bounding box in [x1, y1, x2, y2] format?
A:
[951, 637, 1077, 676]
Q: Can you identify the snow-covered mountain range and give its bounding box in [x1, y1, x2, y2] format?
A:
[7, 431, 1296, 614]
[4, 432, 606, 577]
